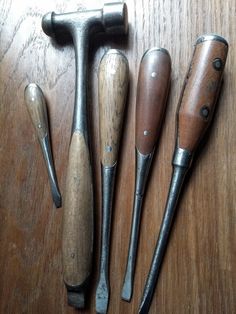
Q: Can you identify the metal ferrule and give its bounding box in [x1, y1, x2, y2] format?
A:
[96, 163, 117, 314]
[40, 135, 61, 208]
[122, 149, 153, 301]
[135, 149, 154, 196]
[139, 147, 193, 313]
[172, 147, 193, 168]
[196, 34, 228, 46]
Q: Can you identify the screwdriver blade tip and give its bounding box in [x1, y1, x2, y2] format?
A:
[53, 192, 62, 208]
[95, 283, 109, 314]
[121, 280, 132, 302]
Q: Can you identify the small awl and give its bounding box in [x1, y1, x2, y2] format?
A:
[139, 34, 228, 313]
[95, 49, 129, 314]
[122, 48, 171, 301]
[24, 83, 61, 208]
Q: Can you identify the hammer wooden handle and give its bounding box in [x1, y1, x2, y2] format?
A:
[62, 131, 93, 289]
[178, 36, 228, 152]
[99, 50, 129, 167]
[136, 48, 171, 155]
[24, 83, 48, 140]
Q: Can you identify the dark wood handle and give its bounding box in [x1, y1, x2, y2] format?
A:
[177, 35, 228, 152]
[62, 131, 93, 288]
[136, 48, 171, 155]
[99, 49, 129, 167]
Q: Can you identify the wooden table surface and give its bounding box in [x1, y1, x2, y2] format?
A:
[0, 0, 235, 313]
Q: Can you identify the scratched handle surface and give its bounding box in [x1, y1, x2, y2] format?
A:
[99, 49, 129, 167]
[24, 83, 49, 140]
[136, 48, 171, 155]
[177, 35, 228, 152]
[62, 131, 93, 288]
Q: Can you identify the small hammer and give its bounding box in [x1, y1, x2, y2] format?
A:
[42, 2, 128, 309]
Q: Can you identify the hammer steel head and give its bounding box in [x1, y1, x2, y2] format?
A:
[102, 2, 128, 34]
[42, 2, 128, 38]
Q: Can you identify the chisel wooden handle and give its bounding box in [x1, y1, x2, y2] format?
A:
[136, 48, 171, 155]
[99, 49, 129, 166]
[177, 35, 228, 152]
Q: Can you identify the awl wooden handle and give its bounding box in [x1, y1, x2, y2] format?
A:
[177, 35, 228, 152]
[62, 131, 93, 293]
[99, 49, 129, 167]
[24, 83, 49, 140]
[136, 48, 171, 155]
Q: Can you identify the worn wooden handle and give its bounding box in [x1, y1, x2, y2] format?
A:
[99, 49, 129, 167]
[62, 131, 93, 288]
[136, 48, 171, 155]
[177, 35, 228, 152]
[24, 83, 49, 140]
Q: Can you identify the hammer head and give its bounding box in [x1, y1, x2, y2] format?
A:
[42, 2, 128, 38]
[102, 2, 128, 34]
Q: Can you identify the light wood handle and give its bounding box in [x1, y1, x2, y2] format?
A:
[136, 48, 171, 155]
[99, 49, 129, 167]
[177, 35, 228, 152]
[62, 131, 93, 288]
[24, 83, 49, 140]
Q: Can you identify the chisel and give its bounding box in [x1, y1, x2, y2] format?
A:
[122, 48, 171, 302]
[24, 83, 61, 208]
[139, 34, 228, 314]
[96, 49, 129, 314]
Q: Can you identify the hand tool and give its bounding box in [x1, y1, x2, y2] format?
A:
[138, 34, 228, 314]
[121, 48, 171, 302]
[95, 49, 129, 314]
[42, 2, 128, 309]
[24, 83, 61, 208]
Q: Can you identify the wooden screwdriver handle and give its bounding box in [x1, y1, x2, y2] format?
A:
[136, 48, 171, 155]
[62, 131, 93, 288]
[177, 35, 228, 152]
[24, 83, 49, 140]
[99, 49, 129, 167]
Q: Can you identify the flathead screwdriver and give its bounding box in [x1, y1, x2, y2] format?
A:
[139, 34, 228, 314]
[122, 47, 171, 302]
[96, 49, 129, 314]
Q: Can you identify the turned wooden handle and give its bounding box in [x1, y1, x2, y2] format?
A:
[99, 49, 129, 167]
[24, 83, 49, 140]
[177, 35, 228, 152]
[62, 131, 93, 288]
[136, 48, 171, 155]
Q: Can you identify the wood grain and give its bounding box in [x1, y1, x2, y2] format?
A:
[99, 49, 129, 167]
[178, 38, 228, 152]
[62, 131, 93, 287]
[136, 48, 171, 155]
[0, 0, 235, 313]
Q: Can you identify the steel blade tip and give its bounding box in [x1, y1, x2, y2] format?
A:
[96, 281, 109, 314]
[121, 276, 132, 302]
